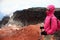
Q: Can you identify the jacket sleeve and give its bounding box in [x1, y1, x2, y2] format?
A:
[44, 16, 51, 32]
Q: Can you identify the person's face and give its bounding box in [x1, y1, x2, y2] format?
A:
[46, 8, 55, 12]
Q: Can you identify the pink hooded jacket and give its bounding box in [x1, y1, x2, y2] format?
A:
[44, 5, 60, 34]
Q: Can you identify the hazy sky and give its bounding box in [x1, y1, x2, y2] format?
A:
[0, 0, 60, 20]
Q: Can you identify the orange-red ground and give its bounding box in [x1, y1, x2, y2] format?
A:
[0, 24, 42, 40]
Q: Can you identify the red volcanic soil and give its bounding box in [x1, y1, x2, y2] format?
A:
[0, 24, 41, 40]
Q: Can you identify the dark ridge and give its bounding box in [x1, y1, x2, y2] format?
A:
[12, 7, 60, 26]
[0, 16, 10, 28]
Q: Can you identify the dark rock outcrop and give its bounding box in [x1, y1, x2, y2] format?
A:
[12, 7, 60, 26]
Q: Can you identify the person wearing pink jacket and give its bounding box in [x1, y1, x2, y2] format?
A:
[44, 5, 58, 35]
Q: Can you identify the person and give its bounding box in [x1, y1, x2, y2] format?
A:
[41, 5, 60, 35]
